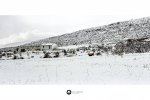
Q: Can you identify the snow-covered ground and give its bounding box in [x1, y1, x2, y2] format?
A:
[0, 53, 150, 85]
[58, 44, 89, 50]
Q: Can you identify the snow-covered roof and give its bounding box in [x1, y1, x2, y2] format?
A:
[41, 43, 54, 46]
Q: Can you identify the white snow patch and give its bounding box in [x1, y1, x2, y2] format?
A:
[58, 44, 89, 50]
[0, 53, 150, 85]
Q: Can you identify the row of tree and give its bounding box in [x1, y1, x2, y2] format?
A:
[114, 38, 150, 54]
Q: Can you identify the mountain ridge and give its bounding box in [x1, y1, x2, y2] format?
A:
[1, 16, 150, 49]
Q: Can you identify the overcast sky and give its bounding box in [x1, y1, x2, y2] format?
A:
[0, 0, 150, 47]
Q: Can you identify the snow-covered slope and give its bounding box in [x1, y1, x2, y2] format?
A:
[23, 16, 150, 47]
[2, 16, 150, 48]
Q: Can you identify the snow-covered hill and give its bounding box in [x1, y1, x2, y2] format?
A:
[2, 16, 150, 48]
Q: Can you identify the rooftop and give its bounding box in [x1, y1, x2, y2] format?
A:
[41, 43, 54, 46]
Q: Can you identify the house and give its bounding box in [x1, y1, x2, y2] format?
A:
[41, 43, 58, 51]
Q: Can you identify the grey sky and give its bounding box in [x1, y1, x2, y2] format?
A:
[0, 0, 150, 47]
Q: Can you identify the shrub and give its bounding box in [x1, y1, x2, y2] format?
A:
[37, 51, 39, 54]
[119, 51, 122, 54]
[85, 47, 88, 50]
[13, 55, 18, 59]
[35, 48, 41, 51]
[53, 48, 57, 50]
[125, 50, 128, 54]
[27, 52, 30, 56]
[54, 52, 59, 58]
[143, 64, 148, 68]
[7, 55, 12, 58]
[20, 57, 24, 59]
[19, 52, 22, 57]
[69, 50, 72, 53]
[73, 50, 76, 54]
[133, 58, 136, 60]
[76, 48, 79, 51]
[83, 47, 86, 52]
[43, 52, 52, 58]
[104, 47, 108, 52]
[92, 49, 95, 53]
[14, 51, 17, 54]
[7, 52, 13, 56]
[64, 50, 67, 55]
[112, 52, 115, 55]
[96, 52, 101, 55]
[66, 54, 74, 57]
[43, 50, 46, 54]
[2, 53, 5, 56]
[0, 54, 2, 58]
[67, 49, 70, 53]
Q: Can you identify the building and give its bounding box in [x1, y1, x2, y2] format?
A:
[41, 43, 58, 51]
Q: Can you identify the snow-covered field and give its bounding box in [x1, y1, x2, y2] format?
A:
[0, 53, 150, 85]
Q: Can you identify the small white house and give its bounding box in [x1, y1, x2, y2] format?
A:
[41, 43, 58, 51]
